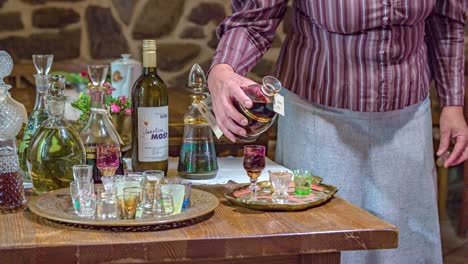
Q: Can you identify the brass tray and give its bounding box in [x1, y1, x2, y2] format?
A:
[28, 187, 219, 229]
[225, 181, 338, 211]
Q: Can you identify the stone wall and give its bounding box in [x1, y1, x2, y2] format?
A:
[0, 0, 288, 88]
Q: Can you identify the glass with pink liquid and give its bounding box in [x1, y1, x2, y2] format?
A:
[243, 145, 266, 201]
[96, 144, 120, 177]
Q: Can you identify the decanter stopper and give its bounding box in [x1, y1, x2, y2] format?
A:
[0, 50, 13, 93]
[188, 63, 206, 94]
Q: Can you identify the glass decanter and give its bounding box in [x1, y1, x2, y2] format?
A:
[80, 65, 124, 183]
[178, 64, 218, 179]
[0, 51, 28, 213]
[27, 75, 86, 194]
[18, 74, 49, 182]
[233, 76, 282, 142]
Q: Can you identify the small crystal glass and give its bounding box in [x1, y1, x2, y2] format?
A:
[269, 170, 292, 204]
[243, 145, 266, 201]
[160, 184, 185, 214]
[142, 170, 165, 214]
[32, 54, 53, 75]
[87, 64, 108, 87]
[153, 194, 174, 217]
[122, 187, 142, 219]
[72, 165, 93, 182]
[96, 187, 119, 220]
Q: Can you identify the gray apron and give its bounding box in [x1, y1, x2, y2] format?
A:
[276, 89, 442, 264]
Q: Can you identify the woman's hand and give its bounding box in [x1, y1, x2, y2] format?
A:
[438, 106, 468, 167]
[207, 64, 258, 142]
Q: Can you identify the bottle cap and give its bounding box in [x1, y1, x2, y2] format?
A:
[143, 40, 157, 51]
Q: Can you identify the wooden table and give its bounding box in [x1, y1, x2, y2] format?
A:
[0, 185, 397, 264]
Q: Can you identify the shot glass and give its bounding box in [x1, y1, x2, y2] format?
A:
[101, 175, 116, 191]
[122, 187, 142, 219]
[292, 170, 313, 195]
[72, 165, 93, 182]
[163, 177, 192, 210]
[96, 187, 119, 220]
[153, 194, 174, 217]
[77, 192, 97, 218]
[269, 170, 293, 204]
[126, 172, 147, 188]
[143, 170, 165, 214]
[160, 184, 185, 214]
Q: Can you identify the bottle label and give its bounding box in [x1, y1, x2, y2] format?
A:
[196, 101, 223, 139]
[273, 94, 285, 116]
[138, 106, 169, 162]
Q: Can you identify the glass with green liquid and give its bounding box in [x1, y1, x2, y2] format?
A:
[293, 169, 313, 195]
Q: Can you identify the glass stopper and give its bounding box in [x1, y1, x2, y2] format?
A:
[48, 75, 66, 97]
[87, 65, 109, 87]
[188, 64, 206, 94]
[32, 54, 54, 75]
[0, 50, 13, 87]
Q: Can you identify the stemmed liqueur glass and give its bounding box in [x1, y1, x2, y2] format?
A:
[243, 145, 266, 201]
[32, 54, 53, 75]
[96, 144, 120, 177]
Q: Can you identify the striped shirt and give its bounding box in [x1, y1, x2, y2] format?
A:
[211, 0, 466, 112]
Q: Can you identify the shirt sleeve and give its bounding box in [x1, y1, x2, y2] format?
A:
[210, 0, 289, 76]
[426, 0, 466, 107]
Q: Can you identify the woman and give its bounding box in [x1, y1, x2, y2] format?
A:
[207, 0, 467, 263]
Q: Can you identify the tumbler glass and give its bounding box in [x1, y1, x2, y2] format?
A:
[269, 170, 292, 204]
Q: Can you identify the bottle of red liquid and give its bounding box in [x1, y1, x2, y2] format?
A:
[0, 51, 28, 214]
[233, 76, 282, 142]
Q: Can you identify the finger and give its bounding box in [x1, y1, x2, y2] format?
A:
[221, 97, 248, 126]
[222, 117, 247, 137]
[230, 86, 253, 108]
[451, 147, 468, 166]
[437, 128, 451, 156]
[216, 117, 237, 143]
[444, 138, 467, 167]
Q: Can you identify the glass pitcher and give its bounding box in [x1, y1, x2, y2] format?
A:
[178, 64, 218, 179]
[0, 51, 28, 214]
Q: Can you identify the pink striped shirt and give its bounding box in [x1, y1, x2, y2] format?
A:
[211, 0, 466, 112]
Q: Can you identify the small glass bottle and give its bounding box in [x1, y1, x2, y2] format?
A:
[27, 75, 86, 194]
[0, 51, 28, 213]
[80, 65, 124, 182]
[18, 74, 49, 182]
[178, 64, 218, 179]
[233, 76, 282, 142]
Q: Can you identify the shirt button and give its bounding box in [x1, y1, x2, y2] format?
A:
[383, 1, 391, 6]
[383, 16, 389, 23]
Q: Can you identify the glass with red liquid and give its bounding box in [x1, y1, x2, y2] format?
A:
[96, 144, 120, 177]
[243, 145, 266, 200]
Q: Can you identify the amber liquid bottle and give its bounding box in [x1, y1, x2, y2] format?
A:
[131, 40, 169, 173]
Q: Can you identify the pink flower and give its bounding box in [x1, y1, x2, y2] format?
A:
[80, 71, 88, 77]
[105, 87, 116, 95]
[124, 108, 133, 115]
[119, 96, 127, 104]
[86, 89, 92, 96]
[110, 103, 121, 113]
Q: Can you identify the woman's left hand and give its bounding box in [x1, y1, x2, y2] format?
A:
[438, 106, 468, 167]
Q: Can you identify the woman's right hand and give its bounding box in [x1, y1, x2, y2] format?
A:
[207, 64, 258, 142]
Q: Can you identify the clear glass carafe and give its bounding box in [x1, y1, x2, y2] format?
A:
[233, 76, 282, 142]
[18, 74, 49, 182]
[178, 64, 218, 179]
[0, 51, 28, 213]
[27, 75, 86, 194]
[80, 65, 124, 182]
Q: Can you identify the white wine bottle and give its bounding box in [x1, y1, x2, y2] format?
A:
[131, 40, 169, 173]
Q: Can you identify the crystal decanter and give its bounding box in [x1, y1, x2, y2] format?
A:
[18, 74, 49, 182]
[233, 76, 282, 142]
[27, 75, 86, 194]
[0, 51, 28, 214]
[178, 64, 218, 179]
[80, 65, 124, 182]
